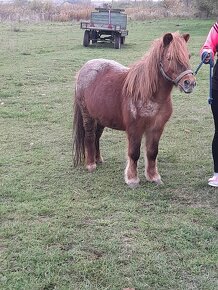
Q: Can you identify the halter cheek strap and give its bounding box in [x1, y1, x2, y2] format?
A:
[160, 61, 193, 85]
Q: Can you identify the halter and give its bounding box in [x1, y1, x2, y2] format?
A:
[159, 61, 193, 86]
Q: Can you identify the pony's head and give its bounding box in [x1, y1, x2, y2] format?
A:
[160, 32, 196, 93]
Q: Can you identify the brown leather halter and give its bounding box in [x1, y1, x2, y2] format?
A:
[160, 61, 193, 85]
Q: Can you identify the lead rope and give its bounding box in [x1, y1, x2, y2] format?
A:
[194, 53, 214, 105]
[208, 56, 213, 105]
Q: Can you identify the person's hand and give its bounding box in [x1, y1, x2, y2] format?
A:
[201, 51, 214, 66]
[201, 51, 211, 64]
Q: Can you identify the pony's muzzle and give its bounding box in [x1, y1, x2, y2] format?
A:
[179, 76, 196, 93]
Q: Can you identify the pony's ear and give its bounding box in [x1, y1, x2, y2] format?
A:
[163, 33, 173, 47]
[183, 33, 190, 42]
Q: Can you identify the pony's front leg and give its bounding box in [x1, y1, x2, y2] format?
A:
[144, 128, 164, 185]
[125, 134, 142, 187]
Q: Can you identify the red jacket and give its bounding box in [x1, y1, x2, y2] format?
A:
[201, 22, 218, 59]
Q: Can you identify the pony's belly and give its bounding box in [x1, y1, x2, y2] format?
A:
[95, 116, 125, 131]
[85, 95, 125, 130]
[105, 122, 125, 131]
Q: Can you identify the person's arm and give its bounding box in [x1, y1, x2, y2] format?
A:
[201, 23, 218, 63]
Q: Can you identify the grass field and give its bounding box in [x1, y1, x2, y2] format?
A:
[0, 19, 218, 290]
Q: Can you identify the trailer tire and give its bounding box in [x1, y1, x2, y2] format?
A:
[83, 30, 90, 47]
[91, 30, 98, 44]
[114, 34, 121, 49]
[121, 37, 125, 44]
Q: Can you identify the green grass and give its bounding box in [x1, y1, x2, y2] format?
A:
[0, 19, 217, 290]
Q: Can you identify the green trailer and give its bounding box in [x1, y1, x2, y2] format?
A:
[80, 7, 128, 49]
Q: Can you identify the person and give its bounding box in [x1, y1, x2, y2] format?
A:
[201, 21, 218, 187]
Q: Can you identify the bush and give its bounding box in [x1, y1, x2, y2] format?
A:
[0, 0, 216, 22]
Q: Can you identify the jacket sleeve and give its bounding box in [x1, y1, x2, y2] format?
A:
[200, 22, 218, 59]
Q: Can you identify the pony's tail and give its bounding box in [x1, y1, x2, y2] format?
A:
[72, 95, 85, 167]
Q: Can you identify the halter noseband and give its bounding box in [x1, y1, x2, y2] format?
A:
[160, 61, 193, 85]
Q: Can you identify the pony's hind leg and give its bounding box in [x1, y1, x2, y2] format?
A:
[95, 124, 104, 164]
[83, 115, 97, 172]
[144, 128, 164, 185]
[125, 133, 142, 187]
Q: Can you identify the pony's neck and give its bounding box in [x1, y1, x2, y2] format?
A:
[123, 45, 171, 102]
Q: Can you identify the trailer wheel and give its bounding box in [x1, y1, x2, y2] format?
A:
[91, 30, 98, 44]
[114, 34, 121, 49]
[83, 30, 90, 47]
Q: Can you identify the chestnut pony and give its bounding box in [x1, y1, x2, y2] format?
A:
[73, 32, 196, 187]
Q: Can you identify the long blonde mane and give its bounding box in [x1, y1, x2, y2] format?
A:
[123, 32, 190, 102]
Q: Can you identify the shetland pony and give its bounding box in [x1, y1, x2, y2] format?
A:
[73, 32, 196, 187]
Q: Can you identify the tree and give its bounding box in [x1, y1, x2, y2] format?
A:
[195, 0, 218, 18]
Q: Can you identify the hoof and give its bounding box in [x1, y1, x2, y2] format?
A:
[125, 177, 140, 188]
[86, 163, 96, 173]
[152, 178, 164, 185]
[96, 157, 104, 164]
[146, 174, 163, 185]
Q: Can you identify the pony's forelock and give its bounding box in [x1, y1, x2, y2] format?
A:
[167, 32, 190, 68]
